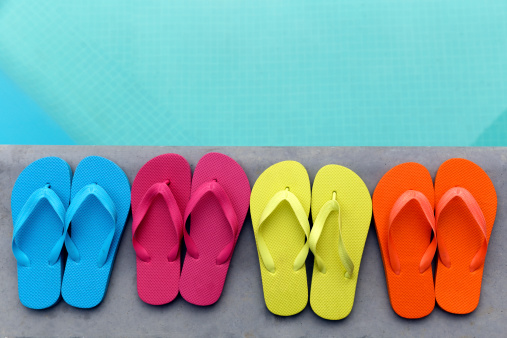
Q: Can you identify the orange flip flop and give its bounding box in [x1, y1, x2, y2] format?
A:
[434, 158, 497, 314]
[372, 162, 436, 319]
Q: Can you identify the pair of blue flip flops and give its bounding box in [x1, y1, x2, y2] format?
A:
[11, 156, 130, 309]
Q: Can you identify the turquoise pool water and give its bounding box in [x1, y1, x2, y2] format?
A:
[1, 1, 506, 146]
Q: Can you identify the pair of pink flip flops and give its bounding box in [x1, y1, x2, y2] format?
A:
[131, 153, 251, 305]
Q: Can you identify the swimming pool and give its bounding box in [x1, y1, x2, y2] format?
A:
[1, 1, 506, 146]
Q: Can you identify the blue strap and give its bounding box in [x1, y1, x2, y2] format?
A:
[65, 183, 117, 268]
[12, 184, 66, 267]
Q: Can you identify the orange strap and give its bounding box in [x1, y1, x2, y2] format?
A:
[436, 187, 488, 272]
[388, 190, 436, 275]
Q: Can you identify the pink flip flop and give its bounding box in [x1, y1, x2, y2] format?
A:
[131, 154, 191, 305]
[179, 152, 251, 306]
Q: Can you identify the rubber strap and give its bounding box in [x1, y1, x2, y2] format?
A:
[256, 188, 310, 273]
[12, 184, 66, 267]
[132, 181, 183, 262]
[308, 192, 354, 278]
[183, 180, 239, 265]
[65, 183, 117, 268]
[436, 187, 488, 272]
[388, 190, 436, 275]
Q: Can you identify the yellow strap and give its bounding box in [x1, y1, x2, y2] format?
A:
[256, 188, 310, 273]
[309, 192, 354, 278]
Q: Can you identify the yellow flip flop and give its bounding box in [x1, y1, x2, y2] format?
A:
[309, 165, 372, 320]
[250, 161, 311, 316]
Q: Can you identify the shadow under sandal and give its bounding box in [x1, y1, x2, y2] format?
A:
[61, 156, 131, 308]
[11, 157, 71, 309]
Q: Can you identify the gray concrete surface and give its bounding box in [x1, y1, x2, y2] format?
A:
[0, 145, 505, 337]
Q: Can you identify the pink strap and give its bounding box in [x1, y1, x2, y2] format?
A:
[183, 180, 238, 265]
[388, 190, 436, 275]
[132, 181, 183, 262]
[436, 187, 488, 272]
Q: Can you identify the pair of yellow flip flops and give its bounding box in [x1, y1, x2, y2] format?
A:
[250, 161, 372, 319]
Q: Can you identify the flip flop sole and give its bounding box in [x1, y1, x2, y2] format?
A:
[372, 162, 435, 319]
[11, 157, 71, 309]
[310, 165, 372, 320]
[434, 158, 497, 314]
[132, 154, 191, 305]
[62, 156, 130, 308]
[179, 153, 250, 306]
[250, 161, 311, 316]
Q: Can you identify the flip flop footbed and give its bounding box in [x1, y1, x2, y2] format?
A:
[372, 162, 435, 319]
[179, 153, 250, 306]
[62, 156, 130, 308]
[434, 158, 497, 314]
[11, 157, 71, 309]
[250, 161, 311, 316]
[131, 154, 191, 305]
[310, 165, 372, 320]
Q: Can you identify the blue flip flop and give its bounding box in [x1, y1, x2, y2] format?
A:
[11, 157, 71, 309]
[61, 156, 130, 308]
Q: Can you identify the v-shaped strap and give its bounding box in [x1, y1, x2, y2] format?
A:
[436, 187, 488, 272]
[132, 181, 183, 262]
[388, 190, 436, 275]
[256, 188, 310, 273]
[308, 192, 354, 278]
[65, 183, 117, 268]
[183, 180, 239, 265]
[12, 184, 66, 267]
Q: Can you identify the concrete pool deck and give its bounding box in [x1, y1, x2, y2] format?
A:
[0, 145, 505, 337]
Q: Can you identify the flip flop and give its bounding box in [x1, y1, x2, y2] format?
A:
[309, 165, 372, 320]
[11, 157, 71, 309]
[61, 156, 130, 308]
[250, 161, 311, 316]
[131, 154, 191, 305]
[179, 153, 250, 306]
[434, 158, 497, 314]
[372, 162, 436, 319]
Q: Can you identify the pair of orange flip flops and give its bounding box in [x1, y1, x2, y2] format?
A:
[373, 158, 497, 318]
